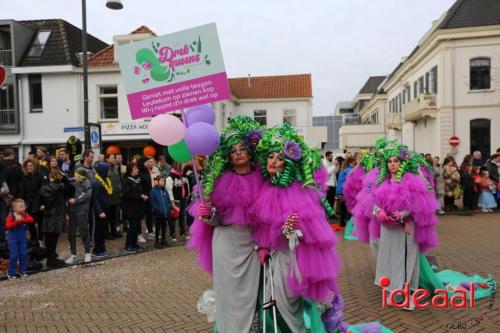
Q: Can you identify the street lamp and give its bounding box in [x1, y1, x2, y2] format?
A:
[82, 0, 123, 151]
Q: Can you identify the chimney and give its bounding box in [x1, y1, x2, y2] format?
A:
[247, 74, 252, 88]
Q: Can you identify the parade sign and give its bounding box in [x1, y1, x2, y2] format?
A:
[117, 23, 230, 120]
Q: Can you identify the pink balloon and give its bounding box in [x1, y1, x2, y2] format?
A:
[149, 113, 185, 146]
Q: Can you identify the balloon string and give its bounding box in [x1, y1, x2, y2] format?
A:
[180, 109, 206, 204]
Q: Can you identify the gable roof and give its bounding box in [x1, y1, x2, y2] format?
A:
[439, 0, 500, 29]
[228, 74, 312, 99]
[358, 76, 386, 95]
[87, 25, 156, 67]
[19, 19, 108, 67]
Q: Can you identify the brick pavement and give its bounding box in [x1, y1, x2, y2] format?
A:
[0, 213, 499, 333]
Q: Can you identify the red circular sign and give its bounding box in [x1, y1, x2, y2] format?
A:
[0, 66, 6, 88]
[449, 136, 460, 147]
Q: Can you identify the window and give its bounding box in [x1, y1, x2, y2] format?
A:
[470, 58, 491, 90]
[29, 75, 42, 113]
[430, 66, 438, 94]
[402, 90, 406, 105]
[27, 30, 51, 57]
[253, 109, 267, 126]
[98, 86, 118, 119]
[418, 76, 424, 94]
[406, 85, 411, 103]
[0, 84, 15, 128]
[370, 112, 378, 124]
[283, 109, 296, 126]
[389, 99, 393, 113]
[398, 94, 402, 112]
[413, 81, 418, 98]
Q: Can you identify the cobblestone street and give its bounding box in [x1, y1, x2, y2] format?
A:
[0, 213, 499, 333]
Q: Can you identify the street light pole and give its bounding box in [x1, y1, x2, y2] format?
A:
[82, 0, 90, 150]
[82, 0, 123, 150]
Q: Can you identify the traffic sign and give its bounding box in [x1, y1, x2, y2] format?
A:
[449, 136, 460, 147]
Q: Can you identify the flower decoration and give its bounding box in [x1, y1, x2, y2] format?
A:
[284, 141, 302, 161]
[244, 129, 263, 148]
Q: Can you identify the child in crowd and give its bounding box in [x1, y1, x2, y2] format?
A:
[39, 170, 69, 268]
[5, 199, 34, 279]
[66, 168, 93, 264]
[149, 175, 172, 248]
[476, 169, 497, 212]
[166, 163, 187, 242]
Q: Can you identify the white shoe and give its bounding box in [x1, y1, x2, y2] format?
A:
[171, 238, 177, 243]
[481, 208, 488, 213]
[65, 254, 78, 265]
[137, 234, 147, 243]
[185, 235, 191, 240]
[84, 253, 92, 263]
[147, 232, 156, 240]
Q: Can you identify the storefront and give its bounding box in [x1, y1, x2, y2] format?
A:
[101, 121, 166, 163]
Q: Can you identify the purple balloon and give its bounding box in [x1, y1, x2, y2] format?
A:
[184, 104, 215, 126]
[185, 123, 220, 156]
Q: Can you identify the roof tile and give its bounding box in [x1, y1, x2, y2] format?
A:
[87, 25, 156, 67]
[228, 74, 312, 99]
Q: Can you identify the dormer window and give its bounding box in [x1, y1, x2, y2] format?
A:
[27, 30, 52, 57]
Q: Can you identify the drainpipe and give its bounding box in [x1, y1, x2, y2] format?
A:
[17, 75, 24, 160]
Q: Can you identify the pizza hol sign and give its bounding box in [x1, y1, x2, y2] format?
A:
[117, 23, 231, 120]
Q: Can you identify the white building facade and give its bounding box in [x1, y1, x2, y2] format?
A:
[339, 0, 500, 161]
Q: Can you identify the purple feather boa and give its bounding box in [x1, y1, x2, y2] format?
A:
[343, 166, 364, 212]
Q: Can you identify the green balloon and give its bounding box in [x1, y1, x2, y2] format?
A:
[168, 139, 192, 163]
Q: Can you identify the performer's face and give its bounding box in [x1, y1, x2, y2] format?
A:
[229, 143, 251, 167]
[267, 152, 285, 177]
[387, 156, 401, 174]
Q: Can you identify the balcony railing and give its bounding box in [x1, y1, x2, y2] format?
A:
[0, 50, 13, 67]
[0, 109, 16, 129]
[343, 116, 361, 125]
[402, 94, 437, 122]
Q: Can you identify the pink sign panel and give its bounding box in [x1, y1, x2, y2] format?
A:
[127, 72, 230, 119]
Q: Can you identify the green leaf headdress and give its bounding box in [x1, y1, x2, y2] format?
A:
[374, 137, 432, 190]
[202, 116, 263, 200]
[256, 123, 323, 188]
[255, 123, 334, 216]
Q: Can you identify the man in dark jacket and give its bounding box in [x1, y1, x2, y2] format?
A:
[91, 162, 111, 257]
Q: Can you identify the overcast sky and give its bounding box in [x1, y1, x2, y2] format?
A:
[4, 0, 457, 115]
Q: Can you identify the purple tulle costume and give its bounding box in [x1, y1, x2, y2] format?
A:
[343, 166, 364, 212]
[352, 168, 439, 252]
[249, 181, 341, 303]
[186, 169, 263, 273]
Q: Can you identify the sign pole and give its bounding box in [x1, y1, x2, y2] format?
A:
[180, 109, 206, 204]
